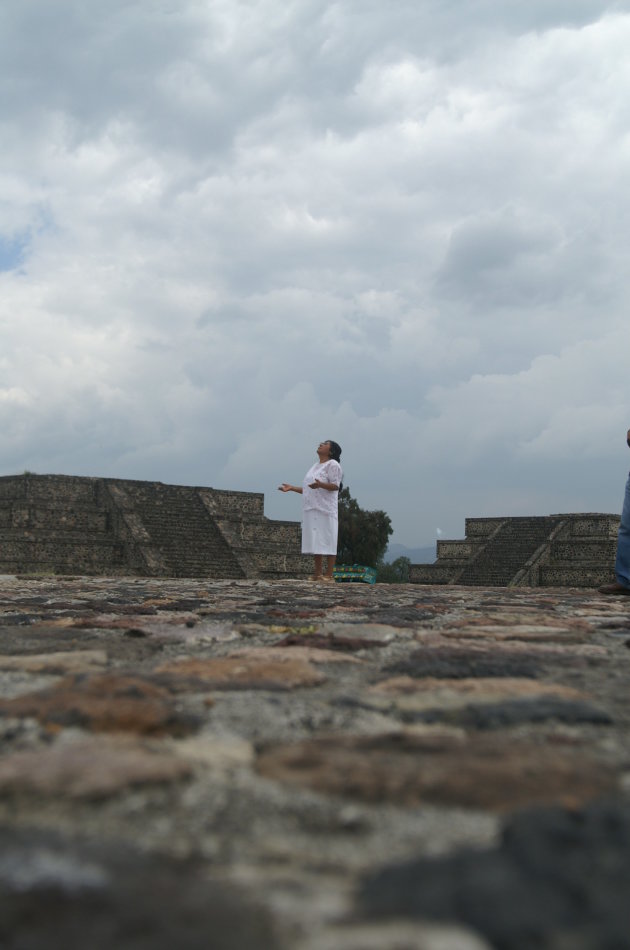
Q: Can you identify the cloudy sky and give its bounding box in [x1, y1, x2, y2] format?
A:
[2, 0, 629, 549]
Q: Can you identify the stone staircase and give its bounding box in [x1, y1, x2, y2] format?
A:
[409, 514, 619, 588]
[200, 489, 307, 580]
[108, 481, 246, 579]
[456, 516, 566, 586]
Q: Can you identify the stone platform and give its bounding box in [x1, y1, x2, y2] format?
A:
[0, 474, 307, 580]
[0, 575, 630, 948]
[410, 514, 619, 588]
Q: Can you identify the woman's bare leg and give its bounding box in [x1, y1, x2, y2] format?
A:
[312, 555, 323, 579]
[323, 556, 336, 580]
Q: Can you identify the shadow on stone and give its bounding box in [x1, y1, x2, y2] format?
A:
[0, 826, 283, 950]
[358, 800, 630, 950]
[386, 647, 542, 679]
[401, 698, 613, 729]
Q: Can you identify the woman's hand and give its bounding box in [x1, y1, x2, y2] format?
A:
[309, 480, 321, 489]
[278, 483, 303, 493]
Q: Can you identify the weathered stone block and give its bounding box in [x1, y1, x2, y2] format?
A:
[0, 474, 307, 580]
[412, 514, 617, 588]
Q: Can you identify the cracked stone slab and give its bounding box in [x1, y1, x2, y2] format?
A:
[0, 824, 282, 949]
[335, 693, 612, 730]
[70, 615, 242, 643]
[0, 736, 193, 799]
[386, 647, 543, 679]
[363, 676, 596, 726]
[171, 734, 255, 771]
[370, 677, 592, 705]
[229, 645, 361, 665]
[435, 623, 593, 644]
[357, 800, 630, 950]
[154, 655, 326, 690]
[271, 632, 391, 652]
[256, 731, 618, 812]
[317, 622, 405, 643]
[0, 673, 199, 736]
[413, 634, 607, 658]
[402, 698, 613, 730]
[365, 678, 608, 728]
[0, 650, 108, 674]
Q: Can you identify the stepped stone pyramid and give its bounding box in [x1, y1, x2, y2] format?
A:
[0, 474, 308, 579]
[409, 514, 619, 588]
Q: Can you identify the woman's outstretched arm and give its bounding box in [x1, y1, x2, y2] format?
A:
[308, 480, 339, 491]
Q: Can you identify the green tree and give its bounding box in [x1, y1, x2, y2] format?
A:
[337, 486, 392, 568]
[376, 555, 411, 584]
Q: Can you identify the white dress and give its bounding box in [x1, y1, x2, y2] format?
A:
[301, 460, 343, 555]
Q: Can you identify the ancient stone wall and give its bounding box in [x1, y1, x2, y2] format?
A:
[410, 514, 619, 587]
[0, 474, 309, 579]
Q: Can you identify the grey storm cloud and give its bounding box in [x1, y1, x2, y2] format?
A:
[1, 0, 629, 548]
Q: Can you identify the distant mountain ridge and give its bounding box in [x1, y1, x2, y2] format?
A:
[384, 542, 436, 564]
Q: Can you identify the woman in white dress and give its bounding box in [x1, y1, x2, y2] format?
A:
[279, 440, 343, 582]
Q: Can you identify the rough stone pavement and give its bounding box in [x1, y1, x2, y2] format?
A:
[0, 574, 629, 949]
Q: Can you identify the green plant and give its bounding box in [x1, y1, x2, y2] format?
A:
[376, 556, 411, 584]
[337, 486, 392, 568]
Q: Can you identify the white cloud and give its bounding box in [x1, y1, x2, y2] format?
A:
[0, 1, 629, 546]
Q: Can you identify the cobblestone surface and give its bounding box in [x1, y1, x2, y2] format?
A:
[0, 575, 629, 948]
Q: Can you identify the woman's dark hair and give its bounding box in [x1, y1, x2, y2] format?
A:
[326, 440, 343, 491]
[326, 440, 342, 463]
